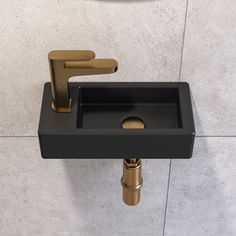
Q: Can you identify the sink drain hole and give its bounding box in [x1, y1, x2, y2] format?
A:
[121, 116, 145, 129]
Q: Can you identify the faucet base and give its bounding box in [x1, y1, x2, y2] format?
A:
[121, 159, 143, 206]
[51, 99, 72, 113]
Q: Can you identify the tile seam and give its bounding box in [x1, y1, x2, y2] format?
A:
[178, 0, 189, 82]
[0, 136, 236, 138]
[196, 136, 236, 138]
[0, 136, 38, 137]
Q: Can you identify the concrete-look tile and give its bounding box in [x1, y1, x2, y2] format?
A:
[164, 138, 236, 236]
[0, 0, 186, 136]
[0, 138, 170, 236]
[180, 0, 236, 135]
[0, 138, 72, 236]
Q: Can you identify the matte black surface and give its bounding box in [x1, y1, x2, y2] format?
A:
[38, 82, 195, 159]
[77, 87, 182, 129]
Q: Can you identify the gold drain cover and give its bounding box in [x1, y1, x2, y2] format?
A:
[121, 117, 145, 129]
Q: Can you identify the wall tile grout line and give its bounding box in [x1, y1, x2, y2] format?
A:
[0, 136, 38, 137]
[1, 136, 236, 138]
[162, 1, 189, 235]
[162, 159, 172, 236]
[178, 0, 189, 82]
[196, 136, 236, 138]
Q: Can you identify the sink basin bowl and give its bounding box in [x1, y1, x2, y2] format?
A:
[38, 82, 195, 158]
[77, 86, 181, 129]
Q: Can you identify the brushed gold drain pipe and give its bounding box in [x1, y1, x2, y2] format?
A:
[121, 158, 143, 206]
[121, 117, 144, 206]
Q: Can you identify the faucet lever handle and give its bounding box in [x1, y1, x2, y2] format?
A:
[48, 50, 96, 62]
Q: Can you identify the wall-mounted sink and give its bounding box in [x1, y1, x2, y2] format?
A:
[38, 82, 195, 159]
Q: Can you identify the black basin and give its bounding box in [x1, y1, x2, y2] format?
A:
[38, 82, 195, 158]
[77, 86, 182, 129]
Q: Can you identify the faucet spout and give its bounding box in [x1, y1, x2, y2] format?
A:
[64, 59, 118, 77]
[65, 59, 118, 71]
[48, 50, 118, 112]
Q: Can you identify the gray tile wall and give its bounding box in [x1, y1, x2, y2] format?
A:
[0, 0, 235, 235]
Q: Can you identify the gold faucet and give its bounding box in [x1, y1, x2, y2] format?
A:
[48, 50, 118, 112]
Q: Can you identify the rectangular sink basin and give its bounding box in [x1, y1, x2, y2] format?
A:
[38, 82, 195, 158]
[77, 87, 182, 129]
